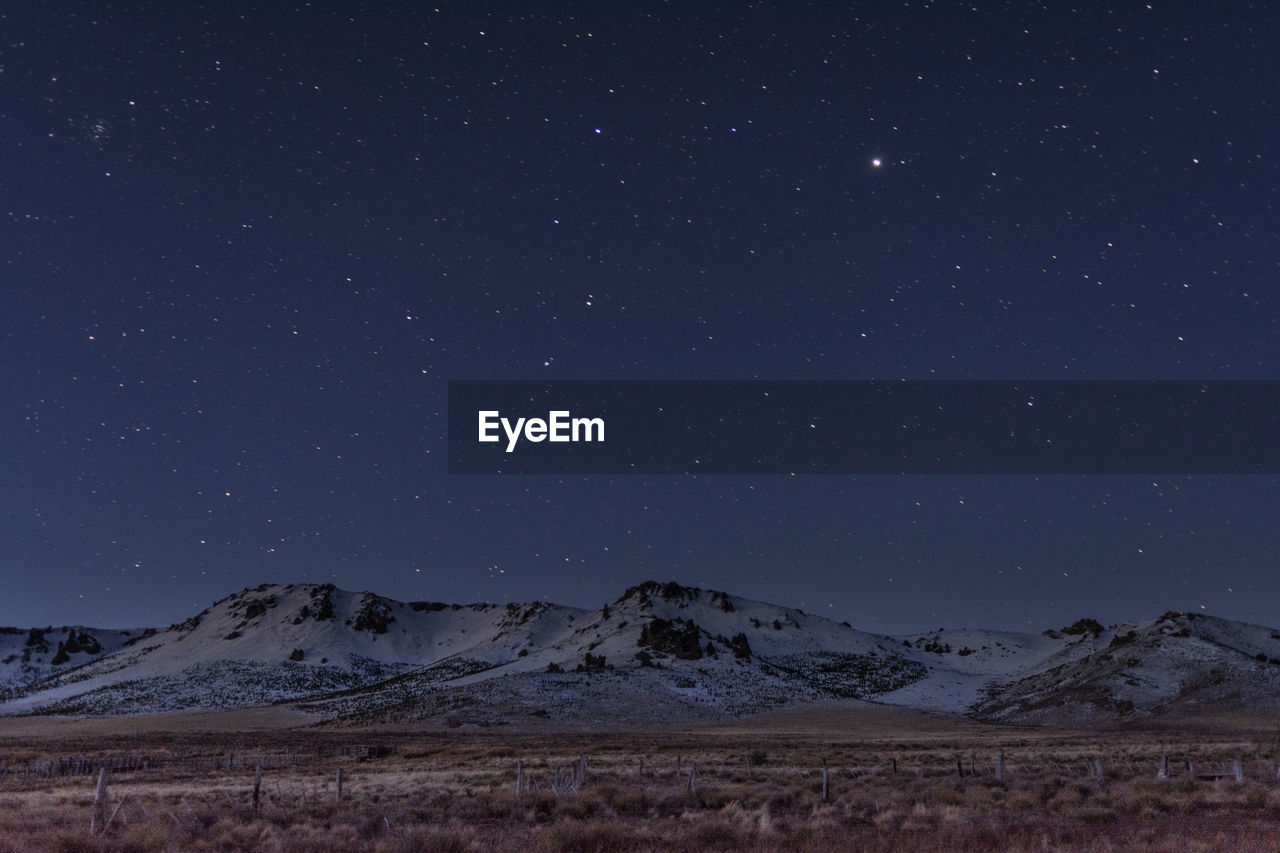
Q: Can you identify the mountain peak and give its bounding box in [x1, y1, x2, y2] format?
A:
[4, 582, 1280, 727]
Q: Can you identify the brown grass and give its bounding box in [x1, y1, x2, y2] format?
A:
[1, 708, 1279, 851]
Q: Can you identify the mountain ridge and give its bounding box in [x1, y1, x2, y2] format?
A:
[4, 581, 1278, 727]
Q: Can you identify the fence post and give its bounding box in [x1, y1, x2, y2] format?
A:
[1157, 755, 1168, 780]
[995, 751, 1006, 783]
[102, 796, 127, 834]
[689, 762, 697, 796]
[90, 767, 108, 834]
[821, 758, 829, 802]
[253, 764, 262, 811]
[336, 767, 344, 801]
[516, 760, 525, 797]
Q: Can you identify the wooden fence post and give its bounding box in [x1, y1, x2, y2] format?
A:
[1157, 755, 1168, 780]
[252, 764, 262, 811]
[995, 751, 1006, 783]
[102, 796, 127, 833]
[689, 762, 697, 796]
[516, 760, 525, 797]
[821, 758, 829, 802]
[90, 768, 108, 834]
[336, 767, 344, 801]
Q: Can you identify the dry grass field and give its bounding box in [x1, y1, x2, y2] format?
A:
[2, 705, 1279, 851]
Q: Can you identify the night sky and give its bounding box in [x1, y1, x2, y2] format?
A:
[4, 3, 1278, 634]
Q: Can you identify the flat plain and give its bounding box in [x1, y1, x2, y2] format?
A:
[2, 704, 1279, 851]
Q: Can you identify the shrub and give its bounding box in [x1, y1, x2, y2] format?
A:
[1063, 618, 1105, 637]
[638, 618, 704, 660]
[545, 818, 631, 852]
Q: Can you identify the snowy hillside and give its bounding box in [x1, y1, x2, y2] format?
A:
[0, 583, 587, 715]
[2, 583, 1278, 726]
[880, 627, 1068, 714]
[296, 580, 931, 725]
[0, 625, 138, 698]
[973, 611, 1280, 724]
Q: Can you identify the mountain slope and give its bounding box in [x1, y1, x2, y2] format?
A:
[0, 583, 587, 715]
[973, 611, 1280, 725]
[295, 580, 930, 726]
[3, 583, 1278, 726]
[0, 625, 137, 698]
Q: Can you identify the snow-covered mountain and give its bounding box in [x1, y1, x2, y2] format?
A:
[1, 625, 137, 697]
[2, 582, 1278, 726]
[972, 611, 1280, 724]
[0, 583, 586, 716]
[293, 580, 929, 726]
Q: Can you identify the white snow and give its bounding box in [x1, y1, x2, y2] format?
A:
[4, 583, 1278, 725]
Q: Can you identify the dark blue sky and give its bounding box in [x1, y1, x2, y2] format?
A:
[3, 2, 1277, 633]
